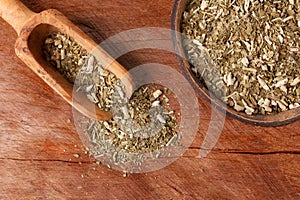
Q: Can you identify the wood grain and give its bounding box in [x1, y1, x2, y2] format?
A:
[0, 0, 299, 199]
[0, 0, 35, 35]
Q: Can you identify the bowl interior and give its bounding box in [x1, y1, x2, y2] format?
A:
[171, 0, 300, 126]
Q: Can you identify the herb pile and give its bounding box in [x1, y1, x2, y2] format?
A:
[43, 32, 180, 168]
[182, 0, 300, 115]
[78, 55, 179, 167]
[87, 85, 179, 167]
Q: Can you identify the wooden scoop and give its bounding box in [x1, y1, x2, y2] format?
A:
[0, 0, 132, 121]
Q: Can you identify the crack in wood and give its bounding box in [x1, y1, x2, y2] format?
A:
[188, 147, 300, 155]
[1, 150, 299, 165]
[222, 151, 300, 155]
[0, 157, 91, 164]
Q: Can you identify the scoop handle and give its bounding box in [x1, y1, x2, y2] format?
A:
[0, 0, 35, 35]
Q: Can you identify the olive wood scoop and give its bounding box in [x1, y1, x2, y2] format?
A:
[0, 0, 132, 121]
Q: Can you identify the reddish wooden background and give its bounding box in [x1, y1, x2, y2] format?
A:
[0, 0, 299, 199]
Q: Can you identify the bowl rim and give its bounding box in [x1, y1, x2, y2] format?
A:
[170, 0, 300, 127]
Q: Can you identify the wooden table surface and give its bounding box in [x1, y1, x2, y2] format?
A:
[0, 0, 299, 199]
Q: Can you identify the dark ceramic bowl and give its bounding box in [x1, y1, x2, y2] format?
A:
[171, 0, 300, 126]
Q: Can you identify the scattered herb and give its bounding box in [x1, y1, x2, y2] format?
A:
[73, 154, 80, 158]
